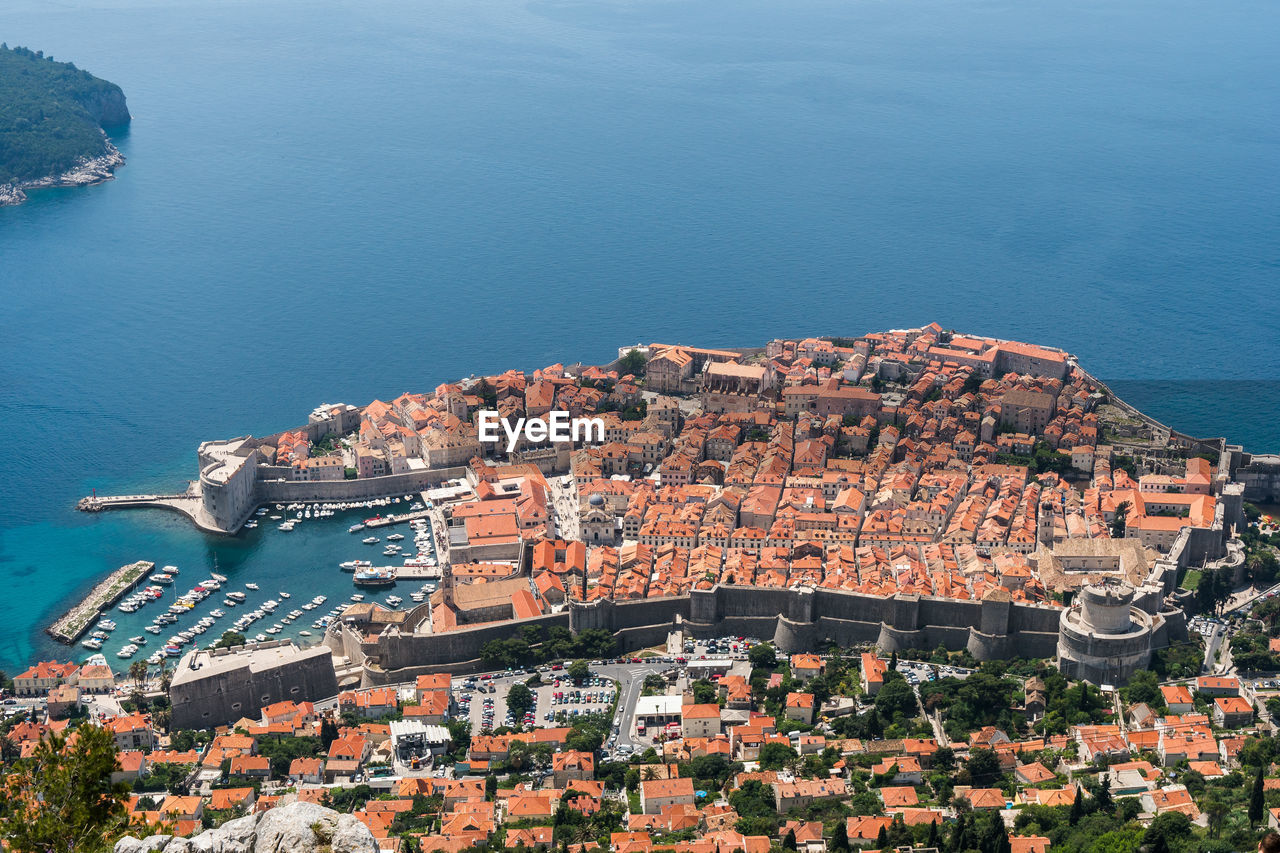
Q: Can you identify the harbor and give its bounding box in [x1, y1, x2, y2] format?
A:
[34, 494, 445, 667]
[47, 560, 153, 644]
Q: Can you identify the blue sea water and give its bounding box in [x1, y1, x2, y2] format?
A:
[1, 0, 1278, 672]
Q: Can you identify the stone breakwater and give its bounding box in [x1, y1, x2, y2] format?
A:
[0, 138, 126, 206]
[47, 560, 152, 644]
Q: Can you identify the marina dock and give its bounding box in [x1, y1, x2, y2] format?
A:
[363, 509, 432, 529]
[350, 564, 442, 582]
[394, 565, 442, 580]
[47, 560, 153, 644]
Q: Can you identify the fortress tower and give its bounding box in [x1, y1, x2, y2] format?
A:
[1056, 580, 1157, 685]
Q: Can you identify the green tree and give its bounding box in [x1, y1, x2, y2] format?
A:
[748, 644, 777, 670]
[567, 660, 591, 683]
[127, 660, 147, 690]
[832, 817, 850, 852]
[1111, 501, 1131, 539]
[783, 829, 797, 850]
[485, 774, 498, 801]
[1249, 549, 1280, 586]
[965, 748, 1001, 786]
[1068, 785, 1084, 825]
[691, 679, 718, 705]
[0, 724, 138, 853]
[1095, 772, 1113, 815]
[757, 742, 799, 771]
[1143, 811, 1190, 853]
[320, 717, 340, 750]
[214, 630, 246, 649]
[1250, 762, 1265, 825]
[619, 349, 647, 378]
[506, 682, 536, 719]
[873, 678, 918, 722]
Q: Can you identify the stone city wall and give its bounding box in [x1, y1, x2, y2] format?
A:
[170, 646, 338, 730]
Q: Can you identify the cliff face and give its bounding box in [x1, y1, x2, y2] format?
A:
[79, 85, 131, 127]
[113, 802, 378, 853]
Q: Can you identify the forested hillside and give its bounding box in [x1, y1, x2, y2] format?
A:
[0, 44, 130, 184]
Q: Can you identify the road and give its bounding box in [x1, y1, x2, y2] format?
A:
[1203, 617, 1223, 671]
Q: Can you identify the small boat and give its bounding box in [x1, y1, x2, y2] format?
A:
[363, 537, 380, 545]
[245, 583, 259, 590]
[349, 523, 365, 533]
[130, 635, 147, 644]
[144, 625, 162, 634]
[97, 619, 117, 631]
[387, 533, 404, 541]
[340, 560, 372, 572]
[82, 638, 103, 650]
[163, 565, 179, 574]
[210, 608, 225, 618]
[255, 633, 267, 642]
[350, 593, 365, 601]
[210, 572, 227, 582]
[299, 630, 312, 636]
[279, 591, 291, 599]
[223, 598, 238, 607]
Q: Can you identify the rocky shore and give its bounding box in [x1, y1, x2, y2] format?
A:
[0, 135, 126, 206]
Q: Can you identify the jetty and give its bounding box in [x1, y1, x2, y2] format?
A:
[364, 509, 432, 529]
[348, 564, 442, 584]
[48, 560, 153, 644]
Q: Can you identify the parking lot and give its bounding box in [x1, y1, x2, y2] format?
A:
[453, 666, 618, 733]
[893, 659, 974, 686]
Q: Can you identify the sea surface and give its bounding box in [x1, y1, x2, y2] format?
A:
[1, 0, 1278, 672]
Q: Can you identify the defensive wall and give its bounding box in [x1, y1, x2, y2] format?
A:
[340, 582, 1186, 687]
[169, 641, 338, 730]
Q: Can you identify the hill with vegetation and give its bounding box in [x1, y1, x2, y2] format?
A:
[0, 44, 130, 192]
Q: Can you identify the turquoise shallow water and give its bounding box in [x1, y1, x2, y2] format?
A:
[1, 0, 1278, 671]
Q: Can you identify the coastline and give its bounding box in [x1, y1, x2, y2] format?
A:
[0, 137, 125, 207]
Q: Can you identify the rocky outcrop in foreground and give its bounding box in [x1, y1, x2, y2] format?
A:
[114, 802, 378, 853]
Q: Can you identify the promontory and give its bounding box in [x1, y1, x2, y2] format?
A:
[0, 44, 130, 206]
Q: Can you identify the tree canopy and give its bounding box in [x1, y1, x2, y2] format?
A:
[0, 724, 140, 853]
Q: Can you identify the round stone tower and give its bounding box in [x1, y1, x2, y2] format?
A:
[1078, 582, 1135, 634]
[1057, 580, 1157, 686]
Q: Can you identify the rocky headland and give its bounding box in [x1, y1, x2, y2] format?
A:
[0, 44, 131, 206]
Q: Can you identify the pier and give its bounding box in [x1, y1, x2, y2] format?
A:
[76, 490, 210, 529]
[349, 564, 442, 585]
[363, 509, 432, 529]
[48, 560, 154, 644]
